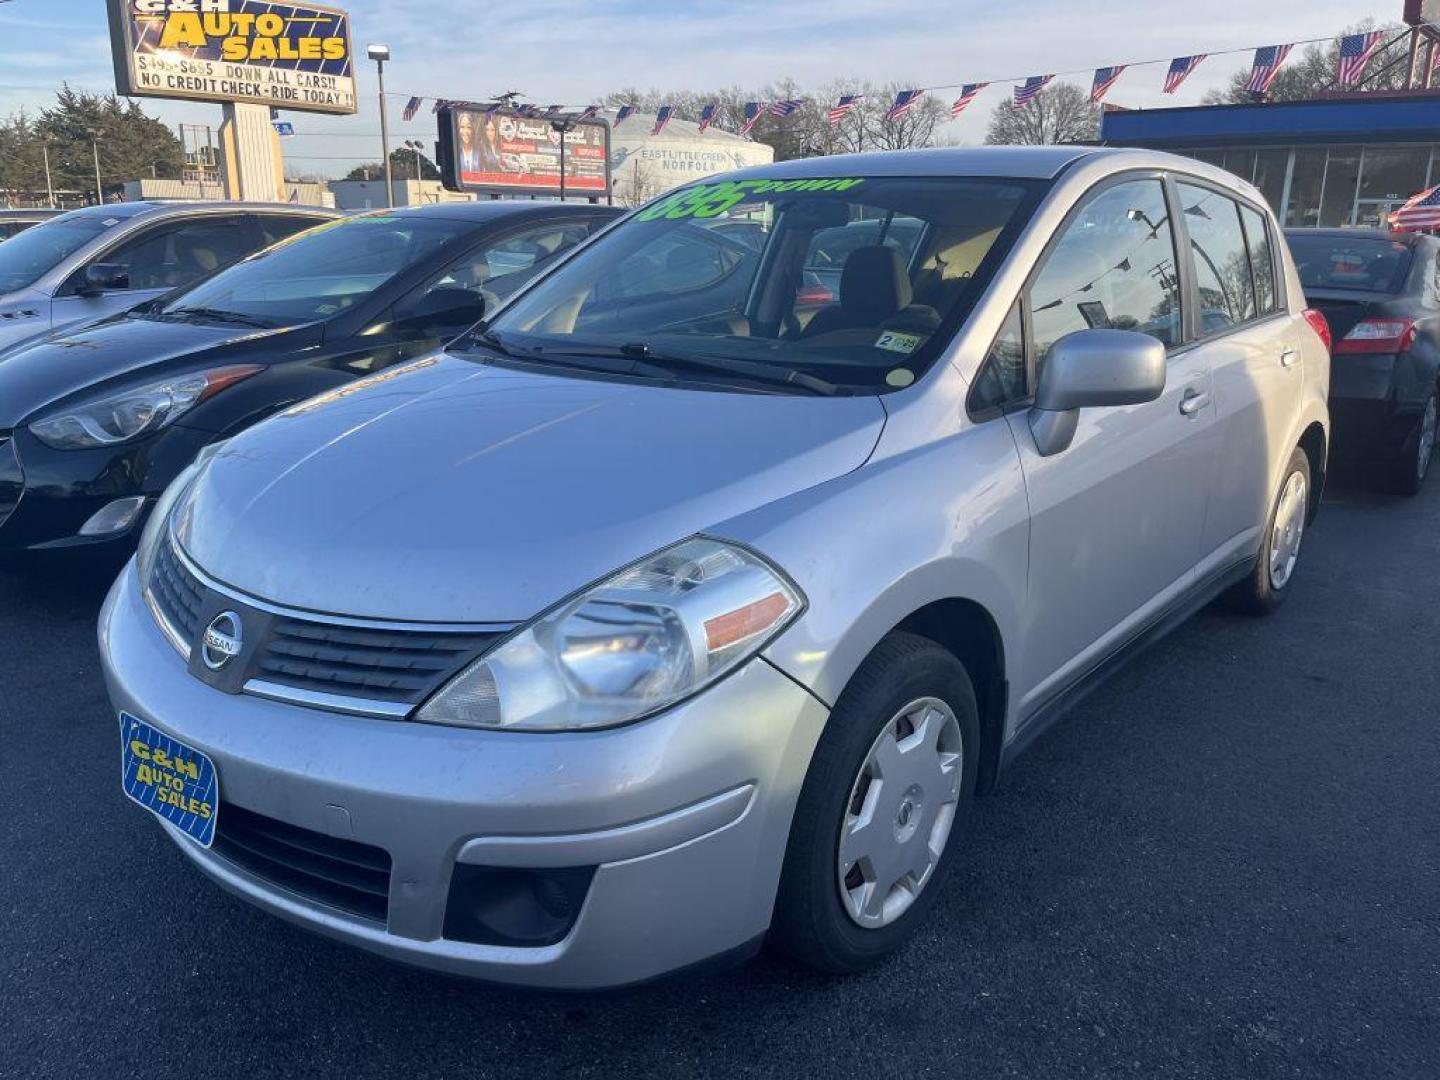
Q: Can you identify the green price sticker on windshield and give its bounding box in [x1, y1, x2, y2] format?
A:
[636, 178, 867, 222]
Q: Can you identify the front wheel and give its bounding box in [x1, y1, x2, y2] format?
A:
[1224, 446, 1312, 616]
[769, 632, 979, 974]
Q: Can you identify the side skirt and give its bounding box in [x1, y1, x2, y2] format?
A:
[996, 555, 1256, 781]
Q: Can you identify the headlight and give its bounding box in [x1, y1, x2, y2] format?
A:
[134, 439, 228, 585]
[29, 365, 262, 450]
[416, 537, 804, 732]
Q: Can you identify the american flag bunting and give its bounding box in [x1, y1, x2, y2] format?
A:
[950, 83, 987, 117]
[1014, 75, 1053, 107]
[770, 99, 805, 117]
[1337, 31, 1386, 86]
[1164, 54, 1206, 94]
[829, 94, 863, 125]
[885, 89, 925, 121]
[1091, 65, 1125, 104]
[698, 103, 718, 132]
[402, 96, 422, 122]
[614, 104, 637, 125]
[740, 101, 766, 136]
[1245, 44, 1292, 94]
[652, 105, 676, 135]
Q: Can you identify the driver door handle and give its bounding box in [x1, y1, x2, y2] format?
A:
[1179, 388, 1211, 417]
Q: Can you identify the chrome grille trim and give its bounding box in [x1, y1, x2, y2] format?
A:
[242, 680, 416, 719]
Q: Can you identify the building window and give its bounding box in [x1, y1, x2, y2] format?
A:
[1253, 150, 1290, 212]
[1319, 149, 1362, 227]
[1285, 149, 1328, 228]
[1355, 146, 1431, 226]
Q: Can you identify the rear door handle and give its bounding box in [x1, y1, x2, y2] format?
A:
[1281, 348, 1299, 368]
[1179, 388, 1211, 417]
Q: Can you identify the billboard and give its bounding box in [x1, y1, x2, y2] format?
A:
[439, 107, 611, 198]
[107, 0, 357, 115]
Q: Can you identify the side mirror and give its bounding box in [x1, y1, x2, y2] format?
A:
[399, 287, 485, 337]
[1027, 329, 1166, 457]
[80, 263, 130, 295]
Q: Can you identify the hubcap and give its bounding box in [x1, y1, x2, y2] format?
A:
[837, 697, 963, 929]
[1417, 396, 1437, 482]
[1268, 468, 1308, 590]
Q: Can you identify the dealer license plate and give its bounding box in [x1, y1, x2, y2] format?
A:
[118, 712, 219, 848]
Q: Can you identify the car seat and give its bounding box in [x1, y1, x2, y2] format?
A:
[801, 246, 939, 338]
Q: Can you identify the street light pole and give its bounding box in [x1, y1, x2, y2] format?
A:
[367, 44, 393, 207]
[551, 118, 575, 203]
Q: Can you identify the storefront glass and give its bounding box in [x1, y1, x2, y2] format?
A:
[1284, 149, 1328, 228]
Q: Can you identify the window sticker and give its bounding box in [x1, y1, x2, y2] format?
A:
[636, 178, 867, 222]
[875, 330, 922, 354]
[886, 368, 917, 388]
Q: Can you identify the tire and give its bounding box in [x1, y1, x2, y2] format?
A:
[769, 632, 980, 974]
[1224, 446, 1312, 616]
[1385, 390, 1437, 498]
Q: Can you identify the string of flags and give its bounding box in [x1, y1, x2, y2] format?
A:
[395, 28, 1400, 140]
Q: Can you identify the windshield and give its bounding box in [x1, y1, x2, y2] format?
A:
[0, 215, 120, 293]
[1288, 233, 1413, 294]
[478, 176, 1039, 393]
[154, 214, 464, 327]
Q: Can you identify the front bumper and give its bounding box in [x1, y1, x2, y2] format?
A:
[99, 564, 830, 989]
[0, 425, 212, 555]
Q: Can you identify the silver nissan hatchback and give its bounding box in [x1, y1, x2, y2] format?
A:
[100, 147, 1330, 989]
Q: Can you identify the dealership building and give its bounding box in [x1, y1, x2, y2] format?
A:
[1101, 92, 1440, 229]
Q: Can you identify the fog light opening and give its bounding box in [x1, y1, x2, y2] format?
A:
[79, 496, 148, 537]
[443, 864, 596, 948]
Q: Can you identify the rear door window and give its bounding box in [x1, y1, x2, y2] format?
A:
[1178, 182, 1257, 332]
[101, 215, 251, 290]
[1239, 205, 1279, 315]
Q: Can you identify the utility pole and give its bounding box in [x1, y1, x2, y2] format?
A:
[41, 142, 55, 207]
[367, 44, 394, 207]
[87, 129, 103, 204]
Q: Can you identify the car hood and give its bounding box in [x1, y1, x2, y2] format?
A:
[180, 354, 887, 622]
[0, 316, 295, 428]
[0, 290, 51, 357]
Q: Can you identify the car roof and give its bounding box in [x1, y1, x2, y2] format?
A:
[718, 145, 1114, 182]
[1284, 227, 1418, 245]
[372, 201, 623, 224]
[50, 201, 339, 225]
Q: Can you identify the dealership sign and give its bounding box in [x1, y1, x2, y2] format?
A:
[107, 0, 357, 114]
[438, 107, 612, 198]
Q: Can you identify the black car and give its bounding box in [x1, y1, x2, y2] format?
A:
[0, 200, 619, 558]
[1288, 227, 1440, 494]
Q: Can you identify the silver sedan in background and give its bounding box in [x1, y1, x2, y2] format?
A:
[99, 146, 1329, 989]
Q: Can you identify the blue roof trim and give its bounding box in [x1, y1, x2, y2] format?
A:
[1101, 95, 1440, 147]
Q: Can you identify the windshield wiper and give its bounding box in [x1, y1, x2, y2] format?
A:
[156, 306, 276, 329]
[543, 341, 841, 396]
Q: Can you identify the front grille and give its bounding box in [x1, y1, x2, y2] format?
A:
[255, 619, 500, 705]
[0, 436, 22, 530]
[150, 537, 207, 646]
[213, 802, 392, 922]
[146, 536, 506, 716]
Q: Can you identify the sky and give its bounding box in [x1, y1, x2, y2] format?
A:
[0, 0, 1393, 178]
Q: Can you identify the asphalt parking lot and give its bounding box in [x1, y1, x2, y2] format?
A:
[3, 467, 1438, 1080]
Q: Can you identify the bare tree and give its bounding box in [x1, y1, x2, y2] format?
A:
[985, 82, 1100, 145]
[1202, 19, 1408, 104]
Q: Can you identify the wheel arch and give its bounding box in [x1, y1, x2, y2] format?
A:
[891, 598, 1008, 795]
[1297, 420, 1327, 521]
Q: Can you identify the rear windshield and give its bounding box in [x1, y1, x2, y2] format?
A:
[479, 176, 1042, 394]
[1287, 233, 1413, 293]
[0, 215, 120, 293]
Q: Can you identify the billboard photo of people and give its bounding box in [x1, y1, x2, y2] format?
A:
[446, 108, 609, 197]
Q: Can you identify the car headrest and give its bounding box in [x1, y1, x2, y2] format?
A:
[841, 246, 912, 322]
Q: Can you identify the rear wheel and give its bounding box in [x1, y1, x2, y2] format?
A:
[770, 632, 979, 973]
[1224, 446, 1311, 616]
[1387, 389, 1437, 497]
